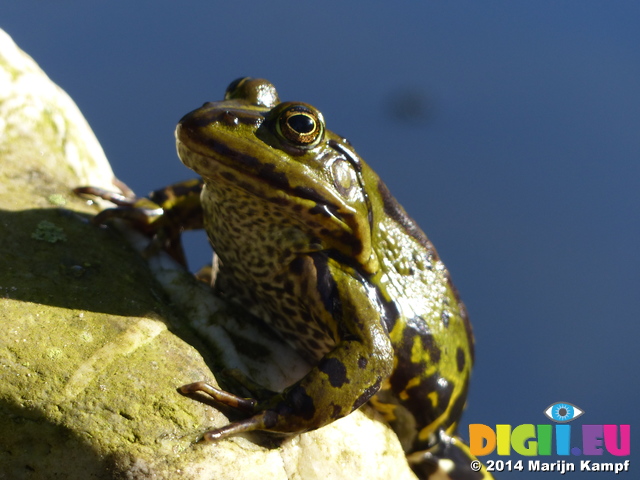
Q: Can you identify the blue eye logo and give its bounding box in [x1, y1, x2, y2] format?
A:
[544, 402, 584, 423]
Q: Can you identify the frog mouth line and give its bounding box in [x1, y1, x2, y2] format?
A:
[175, 138, 353, 233]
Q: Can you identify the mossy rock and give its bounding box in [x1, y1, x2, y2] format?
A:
[0, 28, 416, 480]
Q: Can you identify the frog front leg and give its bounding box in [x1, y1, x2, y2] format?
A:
[75, 179, 203, 266]
[181, 258, 395, 440]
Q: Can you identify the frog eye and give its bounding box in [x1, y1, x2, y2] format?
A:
[543, 402, 584, 423]
[276, 104, 324, 148]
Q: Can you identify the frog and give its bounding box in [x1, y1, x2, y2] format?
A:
[76, 77, 492, 480]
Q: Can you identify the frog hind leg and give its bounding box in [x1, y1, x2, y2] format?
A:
[407, 431, 494, 480]
[180, 328, 393, 441]
[180, 262, 396, 441]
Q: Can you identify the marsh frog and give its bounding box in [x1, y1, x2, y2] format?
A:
[77, 77, 491, 480]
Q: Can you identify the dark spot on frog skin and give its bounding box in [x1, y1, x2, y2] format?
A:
[378, 291, 401, 333]
[295, 321, 309, 334]
[404, 315, 441, 364]
[237, 180, 256, 193]
[281, 305, 296, 317]
[267, 196, 289, 206]
[284, 279, 295, 293]
[284, 385, 316, 421]
[389, 352, 422, 396]
[330, 403, 343, 419]
[292, 185, 330, 208]
[447, 381, 469, 431]
[456, 347, 465, 373]
[357, 356, 368, 369]
[220, 171, 237, 183]
[260, 283, 281, 293]
[352, 377, 382, 412]
[258, 163, 290, 190]
[337, 229, 363, 256]
[407, 376, 454, 446]
[420, 333, 441, 364]
[306, 338, 321, 351]
[311, 253, 342, 319]
[387, 340, 456, 444]
[262, 409, 280, 429]
[309, 204, 332, 217]
[289, 256, 305, 275]
[318, 357, 349, 388]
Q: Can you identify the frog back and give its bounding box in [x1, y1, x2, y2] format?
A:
[363, 167, 475, 454]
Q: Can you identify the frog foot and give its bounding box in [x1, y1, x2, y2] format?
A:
[407, 431, 494, 480]
[179, 381, 268, 442]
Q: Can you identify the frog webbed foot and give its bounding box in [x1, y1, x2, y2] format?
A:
[179, 367, 287, 441]
[179, 381, 258, 414]
[179, 380, 281, 443]
[407, 431, 493, 480]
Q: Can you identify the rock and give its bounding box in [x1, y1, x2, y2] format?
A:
[0, 29, 416, 480]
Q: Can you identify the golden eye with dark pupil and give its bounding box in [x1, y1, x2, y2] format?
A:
[278, 106, 322, 146]
[288, 114, 315, 134]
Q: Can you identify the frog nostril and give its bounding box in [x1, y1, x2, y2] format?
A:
[221, 110, 239, 126]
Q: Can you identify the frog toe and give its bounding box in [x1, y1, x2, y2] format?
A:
[179, 381, 258, 414]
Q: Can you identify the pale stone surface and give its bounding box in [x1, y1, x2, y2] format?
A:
[0, 28, 417, 480]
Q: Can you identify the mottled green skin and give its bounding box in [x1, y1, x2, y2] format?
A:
[172, 79, 490, 479]
[81, 78, 491, 479]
